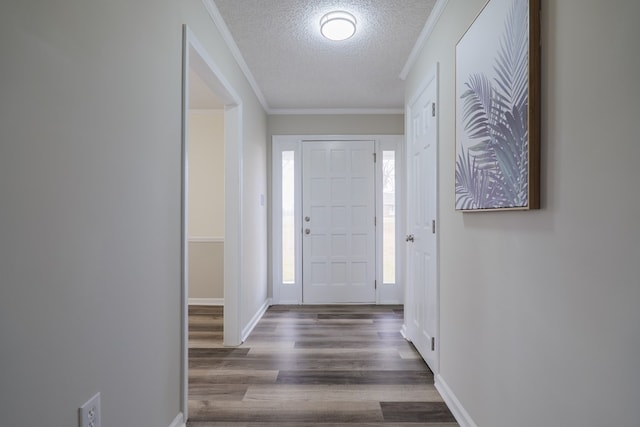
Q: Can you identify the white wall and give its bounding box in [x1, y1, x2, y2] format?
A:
[0, 1, 267, 426]
[405, 1, 640, 426]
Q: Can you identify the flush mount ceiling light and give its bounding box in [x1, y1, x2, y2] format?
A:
[320, 11, 357, 41]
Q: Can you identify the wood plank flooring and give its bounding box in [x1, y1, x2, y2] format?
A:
[187, 305, 457, 426]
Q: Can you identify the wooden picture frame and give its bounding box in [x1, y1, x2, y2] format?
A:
[455, 0, 540, 211]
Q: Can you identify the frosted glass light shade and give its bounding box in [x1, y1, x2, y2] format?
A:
[320, 11, 356, 41]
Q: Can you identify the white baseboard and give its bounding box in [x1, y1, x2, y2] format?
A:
[169, 412, 185, 427]
[401, 323, 410, 341]
[188, 298, 224, 306]
[435, 374, 477, 427]
[242, 298, 271, 341]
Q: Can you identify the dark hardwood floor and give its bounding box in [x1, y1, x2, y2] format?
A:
[187, 305, 458, 426]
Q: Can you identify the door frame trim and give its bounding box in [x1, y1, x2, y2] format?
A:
[271, 134, 404, 305]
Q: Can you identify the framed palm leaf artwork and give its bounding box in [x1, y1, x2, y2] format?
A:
[455, 0, 540, 211]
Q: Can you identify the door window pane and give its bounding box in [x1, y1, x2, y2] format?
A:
[282, 151, 295, 283]
[382, 151, 396, 284]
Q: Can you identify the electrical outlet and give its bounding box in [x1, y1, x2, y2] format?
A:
[78, 392, 101, 427]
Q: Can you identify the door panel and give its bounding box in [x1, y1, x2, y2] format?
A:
[406, 76, 439, 371]
[302, 141, 376, 304]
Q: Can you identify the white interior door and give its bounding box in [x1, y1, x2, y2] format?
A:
[302, 140, 376, 304]
[406, 73, 439, 371]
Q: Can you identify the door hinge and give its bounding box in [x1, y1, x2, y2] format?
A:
[375, 279, 377, 289]
[374, 216, 377, 226]
[432, 102, 436, 117]
[373, 152, 377, 163]
[432, 219, 436, 234]
[431, 337, 435, 351]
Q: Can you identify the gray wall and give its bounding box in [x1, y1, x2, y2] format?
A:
[405, 1, 640, 426]
[268, 114, 404, 136]
[189, 241, 224, 300]
[0, 1, 267, 426]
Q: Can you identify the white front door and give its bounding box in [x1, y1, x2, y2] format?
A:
[406, 72, 439, 371]
[302, 140, 376, 304]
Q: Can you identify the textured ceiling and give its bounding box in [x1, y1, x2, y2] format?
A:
[212, 0, 437, 112]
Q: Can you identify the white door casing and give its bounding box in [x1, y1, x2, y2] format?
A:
[302, 140, 376, 304]
[405, 68, 439, 372]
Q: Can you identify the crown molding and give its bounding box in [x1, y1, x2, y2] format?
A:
[268, 108, 404, 116]
[399, 0, 450, 80]
[202, 0, 270, 111]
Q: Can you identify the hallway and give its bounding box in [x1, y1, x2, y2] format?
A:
[187, 305, 457, 426]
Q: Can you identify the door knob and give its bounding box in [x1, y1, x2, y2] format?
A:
[405, 234, 415, 242]
[305, 216, 311, 222]
[305, 228, 311, 235]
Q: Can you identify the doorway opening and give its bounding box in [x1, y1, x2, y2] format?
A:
[186, 75, 225, 307]
[181, 25, 244, 421]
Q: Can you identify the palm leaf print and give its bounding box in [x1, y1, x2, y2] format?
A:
[456, 0, 530, 209]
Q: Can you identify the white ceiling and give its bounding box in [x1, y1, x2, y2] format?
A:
[210, 0, 438, 113]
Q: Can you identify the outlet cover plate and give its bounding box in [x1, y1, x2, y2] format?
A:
[78, 392, 101, 427]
